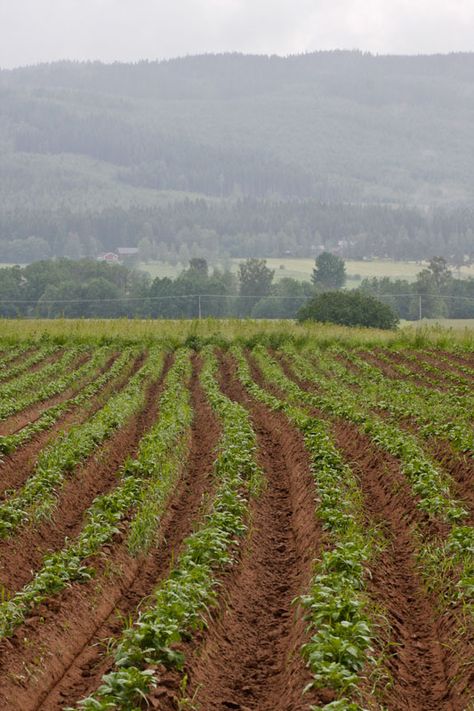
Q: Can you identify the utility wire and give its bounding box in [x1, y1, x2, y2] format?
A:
[0, 293, 474, 305]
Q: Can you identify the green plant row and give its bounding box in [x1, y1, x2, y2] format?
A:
[0, 343, 59, 386]
[232, 345, 374, 711]
[71, 346, 262, 711]
[0, 344, 32, 373]
[0, 347, 85, 420]
[0, 348, 163, 539]
[126, 348, 193, 554]
[271, 345, 473, 605]
[278, 345, 466, 523]
[371, 348, 472, 395]
[400, 350, 472, 389]
[0, 347, 131, 456]
[0, 349, 193, 639]
[426, 349, 474, 379]
[345, 346, 474, 417]
[316, 347, 474, 454]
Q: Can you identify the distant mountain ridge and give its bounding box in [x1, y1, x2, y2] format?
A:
[1, 51, 474, 262]
[4, 51, 474, 100]
[2, 51, 474, 203]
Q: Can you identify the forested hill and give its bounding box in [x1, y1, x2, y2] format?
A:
[1, 51, 474, 263]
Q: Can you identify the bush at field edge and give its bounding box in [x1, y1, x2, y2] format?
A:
[297, 290, 399, 330]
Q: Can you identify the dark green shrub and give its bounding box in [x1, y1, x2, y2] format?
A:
[297, 290, 399, 330]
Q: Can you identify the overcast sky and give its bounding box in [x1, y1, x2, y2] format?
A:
[1, 0, 474, 69]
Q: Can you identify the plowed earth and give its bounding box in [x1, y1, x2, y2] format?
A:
[0, 343, 471, 711]
[0, 351, 132, 498]
[0, 351, 114, 437]
[332, 353, 474, 519]
[0, 355, 221, 711]
[176, 352, 322, 711]
[0, 352, 164, 595]
[374, 349, 474, 389]
[0, 348, 65, 386]
[275, 353, 473, 711]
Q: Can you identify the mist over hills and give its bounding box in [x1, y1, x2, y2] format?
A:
[1, 51, 474, 263]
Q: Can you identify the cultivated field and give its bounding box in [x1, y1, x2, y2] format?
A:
[0, 324, 472, 710]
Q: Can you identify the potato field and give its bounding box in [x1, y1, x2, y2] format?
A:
[0, 326, 472, 711]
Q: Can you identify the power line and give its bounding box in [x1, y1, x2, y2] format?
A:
[0, 294, 310, 305]
[373, 293, 474, 302]
[0, 292, 474, 305]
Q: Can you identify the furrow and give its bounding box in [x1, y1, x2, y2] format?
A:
[0, 351, 139, 499]
[0, 355, 218, 711]
[268, 351, 473, 710]
[427, 440, 474, 523]
[331, 420, 466, 710]
[34, 355, 219, 711]
[0, 354, 169, 595]
[185, 351, 321, 711]
[374, 348, 474, 394]
[0, 351, 111, 437]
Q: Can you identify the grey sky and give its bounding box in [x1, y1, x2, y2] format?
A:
[1, 0, 474, 69]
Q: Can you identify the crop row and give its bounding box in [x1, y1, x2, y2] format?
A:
[0, 347, 85, 420]
[0, 344, 34, 373]
[426, 349, 474, 378]
[0, 347, 130, 456]
[0, 344, 58, 384]
[0, 348, 193, 638]
[0, 348, 161, 539]
[71, 345, 262, 711]
[349, 347, 474, 416]
[274, 346, 461, 523]
[267, 345, 472, 606]
[370, 348, 472, 394]
[316, 347, 474, 454]
[232, 345, 375, 710]
[400, 348, 474, 384]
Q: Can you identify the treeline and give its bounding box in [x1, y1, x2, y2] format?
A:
[0, 258, 313, 319]
[360, 257, 474, 319]
[1, 200, 474, 264]
[1, 255, 472, 320]
[0, 260, 149, 318]
[5, 52, 474, 102]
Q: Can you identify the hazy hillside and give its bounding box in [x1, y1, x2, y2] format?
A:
[1, 51, 474, 262]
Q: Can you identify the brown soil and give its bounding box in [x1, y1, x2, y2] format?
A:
[0, 355, 220, 711]
[0, 347, 37, 375]
[0, 353, 169, 594]
[274, 354, 472, 710]
[0, 352, 139, 499]
[357, 349, 449, 390]
[291, 350, 473, 514]
[332, 353, 474, 519]
[427, 348, 474, 371]
[333, 421, 472, 711]
[387, 417, 474, 524]
[0, 346, 471, 711]
[0, 348, 64, 386]
[0, 352, 112, 437]
[179, 351, 322, 711]
[358, 349, 411, 378]
[413, 350, 474, 383]
[428, 439, 474, 523]
[375, 349, 470, 390]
